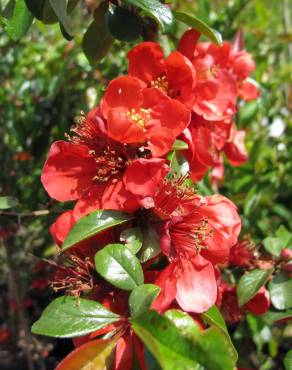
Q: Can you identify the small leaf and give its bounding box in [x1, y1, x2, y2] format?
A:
[284, 349, 292, 370]
[120, 227, 143, 254]
[4, 0, 33, 41]
[82, 2, 113, 64]
[0, 196, 19, 210]
[56, 338, 117, 370]
[172, 139, 189, 151]
[174, 12, 222, 45]
[169, 151, 189, 177]
[276, 225, 292, 248]
[95, 243, 144, 291]
[263, 237, 283, 257]
[123, 0, 173, 33]
[138, 225, 161, 263]
[31, 296, 120, 338]
[63, 210, 132, 250]
[201, 305, 237, 362]
[49, 0, 71, 36]
[237, 269, 272, 307]
[105, 4, 142, 41]
[269, 272, 292, 310]
[129, 284, 160, 317]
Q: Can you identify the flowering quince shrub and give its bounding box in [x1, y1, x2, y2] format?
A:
[16, 5, 290, 368]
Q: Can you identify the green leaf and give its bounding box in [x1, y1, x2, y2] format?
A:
[201, 305, 238, 362]
[0, 196, 18, 209]
[49, 0, 71, 36]
[263, 237, 283, 257]
[284, 350, 292, 370]
[269, 272, 292, 310]
[174, 12, 222, 45]
[63, 210, 132, 250]
[31, 296, 120, 338]
[105, 4, 142, 41]
[4, 0, 33, 41]
[262, 309, 292, 324]
[120, 227, 143, 254]
[82, 2, 113, 64]
[56, 338, 117, 370]
[131, 310, 235, 370]
[24, 0, 58, 23]
[276, 225, 292, 248]
[94, 243, 144, 291]
[237, 269, 272, 307]
[138, 225, 161, 263]
[123, 0, 173, 33]
[129, 284, 160, 317]
[172, 139, 189, 151]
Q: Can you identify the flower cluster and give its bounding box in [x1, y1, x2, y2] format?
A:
[40, 29, 260, 368]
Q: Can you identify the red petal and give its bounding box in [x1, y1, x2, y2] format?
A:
[244, 287, 270, 315]
[238, 80, 260, 101]
[50, 211, 75, 246]
[178, 29, 201, 61]
[128, 42, 165, 84]
[41, 141, 96, 201]
[123, 158, 169, 197]
[176, 256, 217, 313]
[147, 128, 176, 157]
[114, 334, 134, 370]
[73, 180, 139, 219]
[107, 108, 146, 144]
[153, 263, 177, 312]
[200, 194, 241, 264]
[224, 125, 248, 166]
[101, 76, 145, 118]
[165, 51, 196, 107]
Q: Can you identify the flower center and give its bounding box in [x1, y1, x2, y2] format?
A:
[126, 108, 150, 131]
[150, 75, 169, 93]
[90, 147, 128, 183]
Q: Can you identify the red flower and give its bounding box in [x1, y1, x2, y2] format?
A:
[101, 76, 191, 156]
[41, 108, 169, 217]
[149, 179, 241, 313]
[127, 42, 196, 108]
[244, 287, 270, 315]
[229, 236, 256, 267]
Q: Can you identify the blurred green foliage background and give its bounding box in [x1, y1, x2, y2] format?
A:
[0, 0, 291, 369]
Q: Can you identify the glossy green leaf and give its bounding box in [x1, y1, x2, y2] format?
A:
[49, 0, 71, 36]
[4, 0, 33, 40]
[123, 0, 173, 33]
[120, 227, 143, 254]
[237, 269, 272, 307]
[174, 12, 222, 45]
[172, 139, 189, 151]
[138, 225, 161, 263]
[276, 225, 292, 248]
[263, 236, 283, 257]
[31, 296, 120, 338]
[95, 243, 144, 291]
[284, 349, 292, 370]
[63, 210, 132, 250]
[201, 305, 238, 362]
[131, 309, 235, 370]
[105, 4, 142, 41]
[269, 272, 292, 310]
[129, 284, 160, 317]
[56, 338, 117, 370]
[82, 2, 113, 64]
